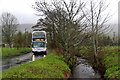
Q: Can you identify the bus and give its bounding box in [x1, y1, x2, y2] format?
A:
[32, 30, 47, 55]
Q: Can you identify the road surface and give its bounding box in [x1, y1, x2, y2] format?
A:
[1, 52, 44, 71]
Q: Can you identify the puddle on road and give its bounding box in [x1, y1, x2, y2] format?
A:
[72, 57, 101, 79]
[32, 54, 45, 61]
[1, 53, 44, 71]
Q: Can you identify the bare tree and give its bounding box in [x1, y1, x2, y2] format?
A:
[82, 0, 110, 66]
[1, 12, 19, 48]
[32, 0, 91, 68]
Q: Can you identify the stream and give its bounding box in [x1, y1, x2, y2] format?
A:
[71, 57, 101, 79]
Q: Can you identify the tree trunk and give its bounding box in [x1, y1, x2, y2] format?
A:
[9, 43, 12, 48]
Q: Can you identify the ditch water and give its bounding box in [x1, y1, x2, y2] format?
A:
[71, 57, 101, 79]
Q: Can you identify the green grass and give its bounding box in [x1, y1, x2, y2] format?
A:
[79, 46, 92, 57]
[2, 52, 71, 78]
[102, 46, 120, 79]
[78, 46, 120, 79]
[1, 48, 31, 59]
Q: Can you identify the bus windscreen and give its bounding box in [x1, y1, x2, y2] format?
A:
[32, 42, 46, 48]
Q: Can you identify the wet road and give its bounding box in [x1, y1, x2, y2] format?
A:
[1, 52, 44, 71]
[1, 53, 101, 79]
[72, 57, 101, 79]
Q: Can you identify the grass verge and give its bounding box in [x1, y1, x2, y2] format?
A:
[2, 52, 71, 78]
[102, 46, 120, 79]
[1, 48, 31, 59]
[77, 46, 119, 79]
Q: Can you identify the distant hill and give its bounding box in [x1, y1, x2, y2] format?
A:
[0, 23, 118, 36]
[0, 26, 1, 44]
[18, 24, 35, 32]
[18, 23, 118, 36]
[0, 24, 34, 33]
[108, 24, 118, 37]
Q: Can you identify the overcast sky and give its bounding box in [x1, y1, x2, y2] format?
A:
[0, 0, 119, 24]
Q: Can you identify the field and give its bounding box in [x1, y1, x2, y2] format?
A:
[1, 48, 31, 59]
[2, 52, 71, 78]
[102, 46, 120, 79]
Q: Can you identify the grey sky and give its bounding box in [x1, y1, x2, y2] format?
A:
[0, 0, 38, 24]
[0, 0, 119, 24]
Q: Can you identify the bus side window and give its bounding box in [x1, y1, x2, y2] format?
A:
[33, 38, 35, 41]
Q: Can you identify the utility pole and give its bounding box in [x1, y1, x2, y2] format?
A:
[25, 28, 27, 47]
[113, 32, 115, 46]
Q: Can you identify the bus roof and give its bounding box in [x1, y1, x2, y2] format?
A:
[32, 31, 46, 33]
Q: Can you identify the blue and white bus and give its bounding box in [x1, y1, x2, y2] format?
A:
[32, 30, 47, 55]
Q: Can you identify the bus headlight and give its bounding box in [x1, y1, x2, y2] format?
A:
[32, 48, 35, 51]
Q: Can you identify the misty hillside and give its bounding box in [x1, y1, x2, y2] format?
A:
[0, 24, 118, 37]
[17, 24, 118, 36]
[108, 24, 118, 36]
[17, 24, 35, 32]
[0, 26, 1, 44]
[0, 24, 34, 33]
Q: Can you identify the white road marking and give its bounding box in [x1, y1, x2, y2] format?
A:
[43, 55, 46, 57]
[32, 55, 35, 61]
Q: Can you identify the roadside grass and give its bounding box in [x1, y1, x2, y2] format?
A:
[1, 48, 31, 59]
[102, 46, 120, 79]
[2, 52, 71, 78]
